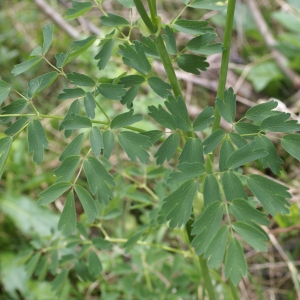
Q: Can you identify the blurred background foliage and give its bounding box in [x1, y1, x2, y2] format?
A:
[0, 0, 300, 299]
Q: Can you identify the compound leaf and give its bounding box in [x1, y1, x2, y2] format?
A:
[203, 174, 222, 207]
[110, 109, 143, 129]
[100, 13, 129, 26]
[173, 19, 214, 35]
[261, 112, 300, 133]
[42, 22, 54, 55]
[203, 128, 226, 154]
[38, 182, 72, 206]
[54, 155, 80, 183]
[148, 105, 176, 130]
[222, 171, 247, 201]
[0, 80, 10, 105]
[215, 87, 236, 123]
[147, 76, 172, 98]
[90, 127, 103, 156]
[66, 72, 95, 87]
[0, 137, 13, 178]
[193, 106, 215, 132]
[177, 54, 209, 75]
[179, 137, 204, 164]
[59, 133, 85, 161]
[98, 83, 126, 100]
[65, 1, 93, 20]
[281, 134, 300, 161]
[58, 191, 76, 236]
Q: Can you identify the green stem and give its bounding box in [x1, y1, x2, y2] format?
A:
[147, 0, 157, 24]
[133, 0, 157, 33]
[199, 255, 217, 300]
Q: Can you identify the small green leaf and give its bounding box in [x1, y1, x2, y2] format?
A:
[92, 237, 112, 250]
[4, 116, 28, 136]
[83, 156, 115, 205]
[229, 132, 247, 148]
[30, 46, 43, 57]
[247, 175, 291, 216]
[58, 88, 85, 100]
[90, 127, 103, 156]
[100, 13, 130, 26]
[154, 133, 180, 165]
[67, 36, 97, 63]
[165, 95, 191, 131]
[177, 54, 209, 75]
[224, 238, 247, 286]
[1, 100, 28, 123]
[193, 106, 215, 131]
[173, 19, 214, 35]
[42, 22, 54, 55]
[119, 75, 145, 88]
[162, 26, 177, 55]
[29, 72, 59, 94]
[141, 36, 159, 58]
[54, 155, 80, 182]
[28, 120, 48, 165]
[255, 135, 283, 175]
[121, 85, 139, 108]
[66, 1, 93, 20]
[88, 251, 102, 276]
[110, 109, 143, 129]
[55, 51, 70, 68]
[74, 185, 97, 222]
[230, 199, 270, 226]
[66, 72, 95, 87]
[59, 133, 85, 161]
[148, 105, 176, 130]
[119, 131, 151, 163]
[160, 180, 198, 228]
[117, 41, 151, 75]
[203, 174, 222, 207]
[95, 38, 114, 71]
[0, 137, 13, 178]
[261, 112, 300, 133]
[98, 83, 126, 100]
[219, 139, 235, 172]
[103, 130, 114, 159]
[26, 252, 42, 278]
[233, 222, 268, 252]
[235, 122, 260, 135]
[38, 182, 72, 206]
[147, 76, 172, 98]
[187, 33, 224, 55]
[59, 100, 80, 138]
[11, 57, 42, 76]
[179, 137, 204, 164]
[51, 270, 68, 292]
[0, 80, 10, 105]
[118, 0, 135, 8]
[203, 128, 226, 154]
[124, 231, 144, 252]
[139, 130, 162, 144]
[84, 93, 96, 119]
[245, 99, 278, 121]
[215, 87, 236, 123]
[58, 191, 77, 236]
[226, 141, 268, 169]
[60, 114, 92, 130]
[222, 171, 247, 202]
[281, 134, 300, 161]
[191, 202, 224, 255]
[189, 0, 226, 10]
[204, 226, 228, 269]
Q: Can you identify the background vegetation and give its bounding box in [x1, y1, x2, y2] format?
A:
[1, 0, 300, 299]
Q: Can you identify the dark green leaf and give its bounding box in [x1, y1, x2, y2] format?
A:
[58, 88, 85, 100]
[66, 72, 95, 86]
[255, 135, 283, 175]
[55, 51, 70, 68]
[59, 100, 80, 138]
[95, 38, 114, 70]
[215, 87, 236, 123]
[222, 171, 247, 201]
[59, 133, 85, 161]
[191, 201, 224, 255]
[11, 57, 42, 76]
[103, 130, 114, 159]
[187, 33, 223, 55]
[219, 139, 235, 172]
[233, 222, 268, 252]
[203, 174, 222, 207]
[28, 120, 48, 165]
[139, 130, 162, 144]
[247, 174, 291, 216]
[29, 72, 59, 95]
[148, 76, 172, 98]
[67, 36, 97, 63]
[162, 26, 177, 55]
[83, 92, 96, 119]
[235, 122, 260, 135]
[226, 141, 268, 169]
[141, 36, 159, 58]
[229, 132, 247, 148]
[230, 199, 270, 226]
[204, 226, 228, 269]
[281, 134, 300, 161]
[117, 41, 151, 75]
[30, 46, 43, 57]
[261, 112, 300, 133]
[4, 116, 28, 136]
[0, 80, 10, 105]
[38, 182, 72, 205]
[90, 127, 103, 156]
[42, 22, 54, 54]
[92, 237, 112, 250]
[124, 231, 144, 252]
[88, 251, 102, 276]
[100, 13, 129, 26]
[245, 100, 278, 121]
[154, 133, 180, 165]
[51, 270, 68, 292]
[54, 156, 80, 182]
[161, 180, 198, 228]
[148, 105, 176, 130]
[189, 0, 226, 10]
[121, 85, 139, 108]
[224, 238, 247, 286]
[1, 100, 28, 123]
[173, 19, 214, 35]
[0, 137, 13, 178]
[177, 54, 209, 75]
[26, 252, 42, 278]
[203, 128, 226, 154]
[179, 137, 204, 164]
[65, 1, 93, 20]
[193, 106, 215, 131]
[74, 185, 97, 222]
[119, 75, 145, 88]
[165, 95, 191, 131]
[60, 114, 92, 130]
[118, 0, 135, 8]
[98, 83, 126, 100]
[58, 191, 76, 236]
[110, 109, 143, 129]
[119, 131, 151, 163]
[83, 156, 115, 205]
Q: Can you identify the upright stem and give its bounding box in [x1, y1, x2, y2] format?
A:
[133, 0, 157, 33]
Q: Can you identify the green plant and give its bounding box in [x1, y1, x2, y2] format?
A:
[0, 0, 299, 298]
